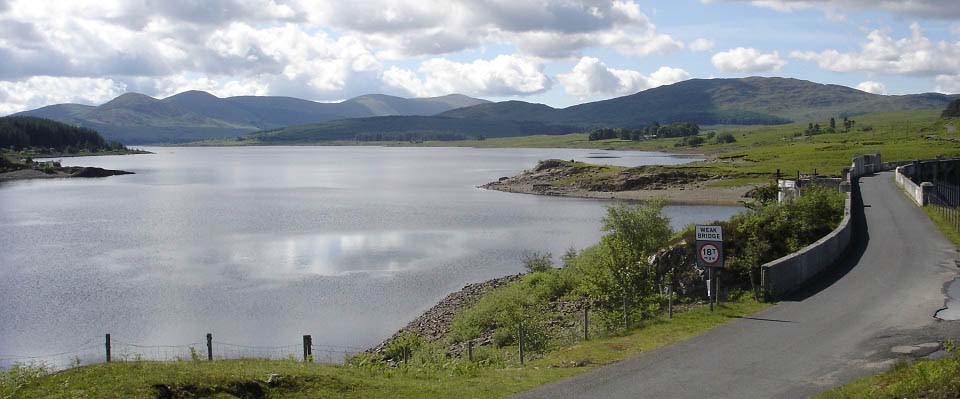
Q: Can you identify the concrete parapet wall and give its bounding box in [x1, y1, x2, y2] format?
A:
[895, 164, 925, 206]
[761, 192, 853, 298]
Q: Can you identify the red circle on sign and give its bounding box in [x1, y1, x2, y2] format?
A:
[699, 243, 720, 265]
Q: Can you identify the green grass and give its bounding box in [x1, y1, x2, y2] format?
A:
[923, 206, 960, 249]
[815, 346, 960, 399]
[3, 299, 766, 399]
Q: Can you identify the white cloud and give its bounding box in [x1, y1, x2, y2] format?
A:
[0, 76, 126, 115]
[152, 74, 270, 98]
[936, 75, 960, 94]
[299, 0, 681, 59]
[855, 81, 886, 94]
[703, 1, 960, 19]
[689, 38, 716, 52]
[557, 57, 690, 98]
[789, 23, 960, 76]
[711, 47, 787, 73]
[383, 55, 551, 97]
[0, 0, 687, 110]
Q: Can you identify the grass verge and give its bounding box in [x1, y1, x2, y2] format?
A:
[2, 299, 766, 399]
[922, 206, 960, 249]
[815, 345, 960, 399]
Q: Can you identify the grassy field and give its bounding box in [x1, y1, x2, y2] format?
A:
[815, 345, 960, 399]
[444, 110, 959, 179]
[2, 299, 766, 399]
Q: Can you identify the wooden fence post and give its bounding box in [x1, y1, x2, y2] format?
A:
[668, 284, 673, 319]
[105, 334, 111, 363]
[303, 335, 313, 362]
[583, 306, 589, 341]
[518, 319, 525, 366]
[206, 333, 213, 361]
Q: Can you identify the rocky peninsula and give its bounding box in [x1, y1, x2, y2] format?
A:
[481, 159, 757, 206]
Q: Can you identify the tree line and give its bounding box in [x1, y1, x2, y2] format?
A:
[804, 117, 856, 135]
[0, 116, 124, 152]
[588, 122, 700, 141]
[354, 132, 481, 142]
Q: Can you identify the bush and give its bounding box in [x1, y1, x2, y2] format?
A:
[716, 133, 737, 144]
[384, 332, 422, 362]
[521, 251, 553, 273]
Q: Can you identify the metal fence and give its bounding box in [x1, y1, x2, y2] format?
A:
[0, 334, 364, 372]
[928, 179, 960, 232]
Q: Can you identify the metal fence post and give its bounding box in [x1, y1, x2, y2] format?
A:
[206, 333, 213, 361]
[105, 334, 111, 363]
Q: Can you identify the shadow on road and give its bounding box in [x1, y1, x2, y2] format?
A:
[779, 174, 871, 302]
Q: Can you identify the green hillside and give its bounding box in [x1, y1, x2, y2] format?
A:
[442, 77, 956, 127]
[14, 92, 490, 144]
[250, 116, 579, 143]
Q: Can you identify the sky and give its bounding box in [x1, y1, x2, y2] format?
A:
[1, 0, 959, 115]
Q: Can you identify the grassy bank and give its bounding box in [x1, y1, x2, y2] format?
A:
[922, 206, 960, 248]
[815, 345, 960, 399]
[2, 299, 766, 399]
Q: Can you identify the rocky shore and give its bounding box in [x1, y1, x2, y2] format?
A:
[0, 166, 134, 182]
[369, 274, 525, 357]
[481, 159, 755, 206]
[369, 272, 593, 359]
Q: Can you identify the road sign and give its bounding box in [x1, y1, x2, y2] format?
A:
[695, 225, 724, 268]
[696, 225, 723, 242]
[696, 241, 723, 267]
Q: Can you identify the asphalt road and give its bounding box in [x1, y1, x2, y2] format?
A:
[518, 172, 960, 399]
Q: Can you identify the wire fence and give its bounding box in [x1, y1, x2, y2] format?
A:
[0, 334, 365, 372]
[929, 179, 960, 233]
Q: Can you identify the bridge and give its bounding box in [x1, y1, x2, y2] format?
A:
[519, 170, 960, 399]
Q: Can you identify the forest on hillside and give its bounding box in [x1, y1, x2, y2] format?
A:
[0, 116, 125, 153]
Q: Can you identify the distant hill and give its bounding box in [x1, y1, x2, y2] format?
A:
[441, 77, 957, 126]
[14, 92, 489, 144]
[251, 116, 580, 144]
[251, 77, 958, 144]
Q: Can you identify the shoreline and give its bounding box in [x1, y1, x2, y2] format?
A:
[480, 181, 751, 206]
[480, 159, 756, 206]
[0, 167, 135, 183]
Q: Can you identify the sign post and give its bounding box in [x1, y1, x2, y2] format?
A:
[696, 225, 724, 311]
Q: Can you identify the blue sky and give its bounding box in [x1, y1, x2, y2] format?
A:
[0, 0, 958, 114]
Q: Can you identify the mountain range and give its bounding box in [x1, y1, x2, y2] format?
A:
[16, 92, 489, 144]
[15, 77, 959, 144]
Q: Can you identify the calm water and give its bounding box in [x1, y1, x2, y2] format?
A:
[0, 146, 741, 356]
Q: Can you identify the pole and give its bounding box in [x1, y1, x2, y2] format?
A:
[518, 319, 525, 366]
[622, 284, 629, 330]
[583, 307, 589, 341]
[303, 335, 313, 362]
[467, 341, 473, 362]
[716, 270, 721, 305]
[708, 268, 714, 312]
[105, 334, 111, 363]
[206, 333, 213, 361]
[668, 284, 673, 319]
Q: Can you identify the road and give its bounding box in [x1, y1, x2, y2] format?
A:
[518, 172, 960, 399]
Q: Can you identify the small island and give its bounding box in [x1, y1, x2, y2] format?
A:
[0, 116, 147, 182]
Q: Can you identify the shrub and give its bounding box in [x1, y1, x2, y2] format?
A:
[521, 251, 554, 273]
[384, 332, 422, 362]
[716, 133, 737, 144]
